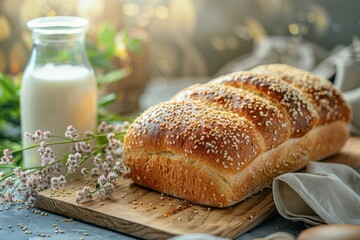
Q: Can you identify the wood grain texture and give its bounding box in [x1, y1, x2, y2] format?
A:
[35, 137, 360, 239]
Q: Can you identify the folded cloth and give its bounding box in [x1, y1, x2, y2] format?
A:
[273, 162, 360, 225]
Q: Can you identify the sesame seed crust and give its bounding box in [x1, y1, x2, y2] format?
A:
[125, 101, 261, 173]
[123, 64, 351, 207]
[210, 71, 318, 137]
[173, 84, 290, 150]
[251, 64, 351, 124]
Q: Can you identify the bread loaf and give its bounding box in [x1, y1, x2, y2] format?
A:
[123, 64, 351, 207]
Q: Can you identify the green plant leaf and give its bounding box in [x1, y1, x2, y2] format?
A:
[98, 93, 117, 108]
[62, 153, 70, 165]
[97, 111, 135, 124]
[97, 22, 117, 58]
[127, 38, 143, 54]
[97, 68, 129, 86]
[0, 73, 18, 98]
[0, 72, 21, 144]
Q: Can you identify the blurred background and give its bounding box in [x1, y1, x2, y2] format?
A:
[1, 0, 360, 113]
[1, 0, 360, 75]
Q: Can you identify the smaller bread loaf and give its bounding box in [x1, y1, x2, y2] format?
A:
[123, 64, 351, 207]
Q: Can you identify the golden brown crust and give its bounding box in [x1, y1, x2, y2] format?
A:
[251, 64, 351, 124]
[172, 84, 290, 150]
[124, 151, 233, 207]
[125, 101, 262, 174]
[210, 71, 318, 137]
[123, 64, 351, 207]
[125, 121, 349, 207]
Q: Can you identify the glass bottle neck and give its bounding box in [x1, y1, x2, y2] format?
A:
[25, 16, 92, 70]
[28, 32, 91, 68]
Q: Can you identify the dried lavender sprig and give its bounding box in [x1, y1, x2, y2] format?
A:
[4, 132, 126, 155]
[0, 159, 62, 202]
[1, 123, 130, 205]
[0, 159, 61, 183]
[64, 143, 108, 178]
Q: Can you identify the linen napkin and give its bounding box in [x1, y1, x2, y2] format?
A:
[273, 162, 360, 225]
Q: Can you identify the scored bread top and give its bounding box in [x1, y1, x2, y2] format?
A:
[210, 71, 318, 137]
[124, 64, 351, 174]
[173, 83, 290, 150]
[125, 101, 262, 174]
[251, 64, 350, 124]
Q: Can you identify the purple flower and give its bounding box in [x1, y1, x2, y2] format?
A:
[24, 130, 52, 141]
[37, 141, 55, 166]
[75, 186, 93, 204]
[2, 119, 130, 206]
[114, 161, 130, 174]
[93, 154, 102, 167]
[0, 149, 14, 164]
[4, 177, 14, 188]
[99, 182, 115, 198]
[107, 171, 118, 183]
[13, 167, 26, 183]
[13, 164, 61, 206]
[97, 121, 129, 133]
[24, 132, 35, 141]
[100, 161, 111, 173]
[51, 175, 67, 190]
[74, 141, 92, 153]
[66, 152, 82, 173]
[97, 121, 111, 133]
[65, 125, 79, 139]
[97, 175, 108, 186]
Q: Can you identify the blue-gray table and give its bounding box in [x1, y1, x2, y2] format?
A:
[0, 200, 305, 239]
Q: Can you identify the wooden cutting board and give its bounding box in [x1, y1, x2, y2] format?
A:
[35, 137, 360, 239]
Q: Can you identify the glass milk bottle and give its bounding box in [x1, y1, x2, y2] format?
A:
[21, 17, 97, 168]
